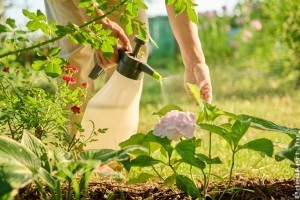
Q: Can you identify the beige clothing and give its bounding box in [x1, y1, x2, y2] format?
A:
[45, 0, 148, 89]
[44, 0, 149, 136]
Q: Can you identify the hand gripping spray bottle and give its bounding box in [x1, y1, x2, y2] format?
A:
[81, 36, 161, 150]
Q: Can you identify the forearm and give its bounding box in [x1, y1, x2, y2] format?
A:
[166, 4, 205, 67]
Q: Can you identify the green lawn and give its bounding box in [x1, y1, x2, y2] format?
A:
[134, 65, 299, 180]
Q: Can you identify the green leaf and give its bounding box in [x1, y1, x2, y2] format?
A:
[126, 3, 139, 17]
[126, 20, 134, 35]
[137, 25, 147, 41]
[164, 173, 177, 188]
[85, 6, 95, 16]
[53, 148, 73, 163]
[0, 24, 10, 33]
[239, 114, 299, 139]
[196, 153, 222, 164]
[231, 119, 251, 147]
[126, 3, 134, 15]
[27, 20, 40, 31]
[174, 0, 186, 15]
[175, 140, 205, 169]
[119, 133, 145, 148]
[120, 16, 127, 25]
[139, 2, 148, 9]
[48, 47, 61, 57]
[36, 10, 47, 21]
[36, 51, 44, 57]
[176, 175, 200, 197]
[186, 6, 198, 24]
[0, 136, 41, 171]
[275, 145, 297, 163]
[126, 173, 154, 185]
[15, 30, 26, 34]
[165, 0, 176, 5]
[21, 131, 50, 168]
[0, 164, 36, 192]
[240, 138, 274, 157]
[78, 0, 91, 8]
[187, 83, 202, 105]
[79, 145, 148, 165]
[199, 123, 231, 146]
[6, 18, 16, 29]
[175, 140, 195, 161]
[17, 37, 29, 42]
[32, 60, 47, 71]
[149, 35, 158, 48]
[0, 136, 42, 193]
[119, 133, 149, 156]
[37, 168, 57, 189]
[152, 104, 183, 117]
[45, 63, 62, 78]
[143, 131, 173, 157]
[101, 41, 114, 57]
[22, 9, 37, 20]
[128, 155, 161, 167]
[0, 180, 18, 200]
[52, 57, 66, 65]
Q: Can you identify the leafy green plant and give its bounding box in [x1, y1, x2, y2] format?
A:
[119, 83, 299, 199]
[0, 62, 94, 150]
[0, 130, 147, 199]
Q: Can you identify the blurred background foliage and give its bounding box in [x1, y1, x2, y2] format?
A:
[145, 0, 299, 104]
[149, 0, 299, 82]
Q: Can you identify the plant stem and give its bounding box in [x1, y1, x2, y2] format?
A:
[206, 131, 212, 192]
[228, 150, 236, 186]
[7, 120, 14, 139]
[67, 180, 71, 200]
[219, 150, 236, 199]
[56, 181, 62, 200]
[151, 166, 165, 181]
[200, 168, 207, 198]
[189, 165, 195, 182]
[0, 0, 129, 59]
[0, 36, 63, 59]
[35, 180, 48, 200]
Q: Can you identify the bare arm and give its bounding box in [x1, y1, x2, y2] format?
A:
[166, 4, 212, 103]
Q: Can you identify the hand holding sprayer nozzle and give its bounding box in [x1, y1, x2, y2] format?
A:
[89, 35, 162, 81]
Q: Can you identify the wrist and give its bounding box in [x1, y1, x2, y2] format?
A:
[183, 59, 206, 70]
[181, 50, 206, 70]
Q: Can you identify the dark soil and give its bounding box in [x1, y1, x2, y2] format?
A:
[17, 177, 295, 200]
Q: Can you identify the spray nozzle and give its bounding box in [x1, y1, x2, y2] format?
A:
[139, 62, 162, 82]
[132, 36, 162, 81]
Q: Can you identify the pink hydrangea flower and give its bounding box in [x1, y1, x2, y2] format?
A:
[250, 20, 262, 31]
[153, 110, 198, 141]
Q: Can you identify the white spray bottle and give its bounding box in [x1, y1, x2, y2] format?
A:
[81, 36, 161, 150]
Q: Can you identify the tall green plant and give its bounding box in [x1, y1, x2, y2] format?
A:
[119, 83, 299, 199]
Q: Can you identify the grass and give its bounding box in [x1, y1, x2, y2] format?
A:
[132, 64, 299, 180]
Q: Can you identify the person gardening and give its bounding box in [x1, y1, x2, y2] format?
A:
[44, 0, 212, 143]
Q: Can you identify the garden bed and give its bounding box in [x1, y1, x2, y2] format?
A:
[17, 177, 295, 200]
